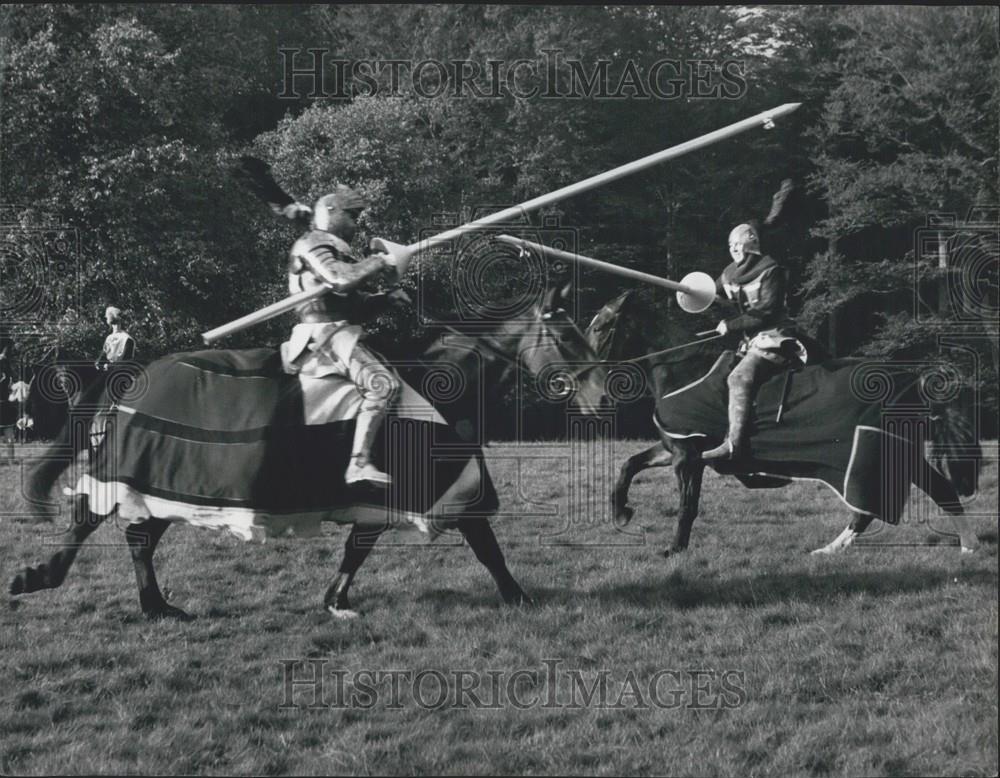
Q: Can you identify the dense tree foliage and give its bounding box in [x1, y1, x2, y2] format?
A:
[2, 5, 996, 432]
[803, 6, 999, 422]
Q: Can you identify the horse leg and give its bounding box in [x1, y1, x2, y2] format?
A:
[811, 512, 874, 555]
[612, 443, 672, 528]
[10, 496, 104, 596]
[914, 460, 978, 553]
[458, 515, 532, 606]
[323, 524, 384, 619]
[665, 445, 705, 557]
[124, 518, 190, 621]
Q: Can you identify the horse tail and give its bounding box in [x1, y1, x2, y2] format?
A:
[927, 390, 982, 498]
[25, 375, 108, 519]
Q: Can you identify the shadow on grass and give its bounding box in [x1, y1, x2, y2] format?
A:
[414, 587, 509, 611]
[400, 565, 997, 613]
[976, 528, 998, 545]
[576, 566, 998, 610]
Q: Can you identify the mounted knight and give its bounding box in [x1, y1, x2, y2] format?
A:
[242, 158, 407, 487]
[702, 180, 811, 461]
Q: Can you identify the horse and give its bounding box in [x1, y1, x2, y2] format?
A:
[16, 359, 107, 442]
[594, 299, 982, 557]
[10, 283, 609, 620]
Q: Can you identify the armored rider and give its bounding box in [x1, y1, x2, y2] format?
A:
[701, 181, 809, 461]
[95, 306, 135, 370]
[279, 185, 402, 487]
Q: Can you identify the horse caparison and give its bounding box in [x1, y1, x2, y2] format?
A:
[12, 285, 609, 620]
[611, 350, 981, 556]
[599, 306, 982, 556]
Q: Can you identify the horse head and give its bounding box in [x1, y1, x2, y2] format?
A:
[501, 280, 609, 415]
[17, 360, 99, 440]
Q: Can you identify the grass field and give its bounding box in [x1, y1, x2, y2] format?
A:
[1, 439, 997, 776]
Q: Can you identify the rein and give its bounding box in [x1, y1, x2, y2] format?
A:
[436, 323, 722, 379]
[440, 324, 521, 370]
[597, 333, 725, 366]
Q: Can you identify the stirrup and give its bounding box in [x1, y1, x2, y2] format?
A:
[344, 456, 392, 487]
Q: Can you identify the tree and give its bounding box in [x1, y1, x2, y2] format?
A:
[802, 6, 998, 427]
[0, 5, 323, 356]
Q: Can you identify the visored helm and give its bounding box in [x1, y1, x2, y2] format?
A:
[312, 184, 368, 240]
[728, 223, 760, 264]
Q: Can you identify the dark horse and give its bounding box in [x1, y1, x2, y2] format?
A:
[597, 299, 982, 557]
[19, 360, 107, 441]
[11, 284, 608, 620]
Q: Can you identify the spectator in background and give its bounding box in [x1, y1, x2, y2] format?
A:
[95, 306, 135, 371]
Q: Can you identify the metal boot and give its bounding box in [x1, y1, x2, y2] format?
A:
[345, 408, 392, 486]
[701, 382, 753, 460]
[702, 354, 763, 461]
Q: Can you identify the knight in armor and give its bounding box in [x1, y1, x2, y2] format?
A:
[701, 180, 809, 461]
[278, 185, 402, 487]
[95, 307, 135, 370]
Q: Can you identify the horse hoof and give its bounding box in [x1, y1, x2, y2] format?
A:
[810, 547, 834, 556]
[9, 565, 57, 594]
[614, 506, 634, 529]
[502, 587, 534, 607]
[327, 605, 360, 620]
[144, 605, 194, 622]
[960, 545, 976, 555]
[9, 574, 26, 596]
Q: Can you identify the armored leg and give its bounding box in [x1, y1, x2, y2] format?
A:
[702, 351, 778, 461]
[344, 343, 400, 486]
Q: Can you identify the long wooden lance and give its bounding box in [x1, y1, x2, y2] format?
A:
[202, 103, 800, 343]
[495, 235, 721, 313]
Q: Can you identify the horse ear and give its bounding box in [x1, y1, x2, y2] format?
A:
[543, 279, 573, 313]
[585, 290, 632, 360]
[541, 284, 559, 313]
[560, 280, 573, 305]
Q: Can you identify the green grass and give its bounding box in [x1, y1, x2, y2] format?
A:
[1, 440, 997, 776]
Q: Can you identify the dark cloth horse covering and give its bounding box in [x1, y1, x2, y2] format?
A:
[76, 348, 496, 541]
[655, 352, 938, 523]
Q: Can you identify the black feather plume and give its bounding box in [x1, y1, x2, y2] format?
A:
[236, 156, 297, 210]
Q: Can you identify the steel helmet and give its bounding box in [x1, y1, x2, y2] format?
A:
[312, 185, 368, 235]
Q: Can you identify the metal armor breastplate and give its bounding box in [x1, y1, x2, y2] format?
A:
[288, 231, 355, 322]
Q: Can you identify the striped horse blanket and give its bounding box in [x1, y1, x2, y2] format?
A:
[74, 349, 497, 541]
[655, 352, 940, 523]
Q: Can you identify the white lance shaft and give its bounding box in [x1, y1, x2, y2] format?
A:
[495, 235, 714, 299]
[202, 103, 800, 343]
